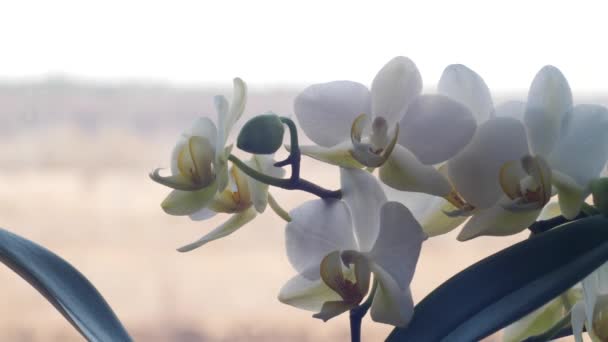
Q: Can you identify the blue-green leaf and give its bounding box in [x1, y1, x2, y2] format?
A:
[387, 216, 608, 342]
[0, 228, 132, 342]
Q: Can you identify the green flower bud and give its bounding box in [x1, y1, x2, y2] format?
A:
[237, 113, 285, 154]
[591, 178, 608, 216]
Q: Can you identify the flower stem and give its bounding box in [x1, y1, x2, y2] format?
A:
[229, 116, 341, 199]
[349, 280, 378, 342]
[228, 154, 341, 199]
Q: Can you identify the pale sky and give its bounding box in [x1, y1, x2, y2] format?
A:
[0, 0, 606, 91]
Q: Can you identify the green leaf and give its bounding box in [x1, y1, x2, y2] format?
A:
[237, 113, 285, 154]
[387, 216, 608, 342]
[0, 228, 132, 342]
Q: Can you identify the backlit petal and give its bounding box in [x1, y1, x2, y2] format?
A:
[296, 142, 364, 169]
[548, 104, 608, 187]
[524, 65, 572, 156]
[379, 145, 452, 197]
[448, 117, 529, 209]
[371, 56, 422, 126]
[341, 168, 387, 251]
[552, 171, 586, 219]
[384, 189, 466, 236]
[368, 202, 425, 290]
[294, 81, 371, 147]
[399, 94, 476, 164]
[370, 265, 414, 327]
[438, 64, 494, 122]
[161, 180, 219, 216]
[457, 195, 540, 241]
[177, 207, 257, 252]
[313, 301, 354, 322]
[278, 272, 342, 312]
[285, 199, 357, 280]
[247, 155, 286, 213]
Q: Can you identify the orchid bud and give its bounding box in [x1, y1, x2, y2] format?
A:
[237, 113, 285, 154]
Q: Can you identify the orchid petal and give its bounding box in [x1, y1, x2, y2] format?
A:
[161, 180, 219, 216]
[278, 272, 342, 312]
[247, 155, 285, 213]
[177, 207, 257, 252]
[313, 301, 355, 322]
[294, 81, 371, 147]
[296, 142, 364, 169]
[548, 104, 608, 187]
[384, 189, 466, 236]
[189, 207, 217, 221]
[187, 117, 218, 148]
[285, 199, 357, 280]
[457, 195, 540, 241]
[399, 94, 476, 165]
[537, 200, 561, 220]
[438, 64, 494, 122]
[368, 202, 425, 290]
[448, 117, 529, 209]
[552, 171, 586, 219]
[149, 169, 202, 191]
[524, 65, 572, 156]
[340, 168, 387, 252]
[216, 78, 247, 151]
[495, 101, 526, 122]
[370, 264, 414, 327]
[379, 145, 452, 197]
[371, 56, 422, 126]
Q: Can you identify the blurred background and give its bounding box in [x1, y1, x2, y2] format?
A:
[0, 1, 606, 341]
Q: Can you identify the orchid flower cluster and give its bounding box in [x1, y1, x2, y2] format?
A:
[150, 57, 608, 341]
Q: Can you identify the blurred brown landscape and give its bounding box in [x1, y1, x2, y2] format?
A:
[0, 78, 604, 341]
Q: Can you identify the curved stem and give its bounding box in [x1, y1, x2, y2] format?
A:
[349, 280, 378, 342]
[228, 154, 341, 199]
[280, 117, 301, 181]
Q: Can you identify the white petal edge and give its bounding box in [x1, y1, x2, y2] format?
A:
[548, 104, 608, 187]
[368, 202, 425, 290]
[524, 65, 572, 157]
[294, 81, 371, 147]
[371, 56, 422, 126]
[177, 207, 257, 252]
[457, 196, 540, 241]
[447, 117, 530, 209]
[370, 264, 414, 327]
[340, 168, 387, 252]
[379, 144, 452, 197]
[399, 94, 476, 165]
[438, 64, 494, 123]
[278, 271, 342, 312]
[285, 199, 357, 280]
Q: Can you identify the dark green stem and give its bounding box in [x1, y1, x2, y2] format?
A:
[228, 154, 341, 199]
[349, 280, 378, 342]
[229, 116, 341, 199]
[280, 117, 301, 181]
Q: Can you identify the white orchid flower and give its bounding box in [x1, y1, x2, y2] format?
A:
[177, 154, 285, 251]
[151, 78, 247, 214]
[278, 168, 426, 327]
[437, 65, 608, 240]
[150, 78, 288, 250]
[294, 56, 477, 197]
[571, 262, 608, 342]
